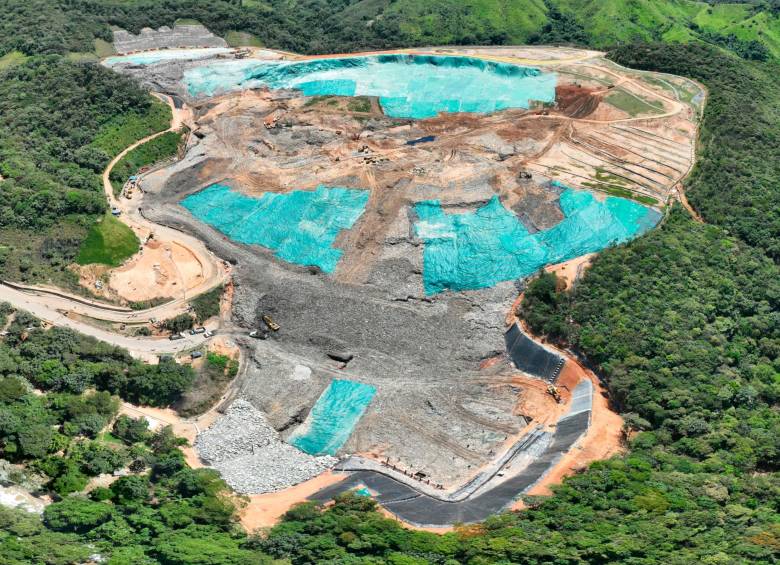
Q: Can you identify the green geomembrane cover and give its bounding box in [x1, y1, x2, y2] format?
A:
[414, 188, 661, 294]
[180, 183, 369, 273]
[288, 379, 377, 456]
[184, 54, 556, 118]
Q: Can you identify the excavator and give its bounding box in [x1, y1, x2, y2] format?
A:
[546, 385, 562, 403]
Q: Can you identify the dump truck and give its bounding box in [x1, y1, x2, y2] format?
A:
[262, 314, 280, 331]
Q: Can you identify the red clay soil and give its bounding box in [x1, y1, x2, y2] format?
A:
[239, 471, 349, 531]
[555, 84, 602, 118]
[525, 361, 623, 498]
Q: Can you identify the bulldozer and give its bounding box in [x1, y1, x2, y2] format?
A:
[546, 385, 562, 403]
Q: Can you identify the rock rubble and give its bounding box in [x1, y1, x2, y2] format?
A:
[195, 399, 337, 493]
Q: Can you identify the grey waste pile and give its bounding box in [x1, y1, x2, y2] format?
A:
[195, 399, 337, 494]
[113, 24, 227, 54]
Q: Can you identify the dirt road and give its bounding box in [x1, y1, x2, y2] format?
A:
[0, 93, 224, 357]
[0, 283, 209, 359]
[103, 93, 227, 305]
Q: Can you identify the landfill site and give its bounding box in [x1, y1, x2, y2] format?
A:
[97, 25, 702, 527]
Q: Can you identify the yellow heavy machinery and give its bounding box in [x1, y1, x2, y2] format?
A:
[546, 385, 562, 403]
[262, 314, 280, 332]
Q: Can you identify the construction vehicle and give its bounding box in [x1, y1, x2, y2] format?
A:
[547, 385, 562, 403]
[264, 109, 284, 129]
[249, 330, 268, 340]
[262, 314, 280, 331]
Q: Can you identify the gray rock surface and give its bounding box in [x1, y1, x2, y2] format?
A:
[195, 400, 337, 494]
[113, 24, 228, 54]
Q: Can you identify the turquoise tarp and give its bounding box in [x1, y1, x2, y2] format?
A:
[181, 183, 369, 273]
[288, 379, 377, 456]
[414, 188, 661, 294]
[185, 54, 556, 119]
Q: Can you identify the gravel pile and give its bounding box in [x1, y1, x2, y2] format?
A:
[195, 400, 337, 494]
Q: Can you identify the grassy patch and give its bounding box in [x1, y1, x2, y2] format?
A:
[76, 214, 139, 267]
[0, 51, 27, 70]
[594, 166, 629, 185]
[177, 351, 239, 417]
[605, 89, 664, 116]
[582, 181, 659, 206]
[637, 74, 678, 96]
[65, 52, 99, 63]
[96, 431, 124, 446]
[90, 99, 171, 158]
[225, 30, 264, 47]
[110, 130, 183, 195]
[174, 18, 201, 25]
[190, 285, 223, 322]
[0, 224, 85, 289]
[347, 97, 372, 113]
[93, 38, 116, 58]
[129, 296, 172, 310]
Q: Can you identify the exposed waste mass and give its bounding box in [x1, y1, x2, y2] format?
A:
[113, 43, 700, 488]
[195, 400, 337, 493]
[112, 23, 228, 54]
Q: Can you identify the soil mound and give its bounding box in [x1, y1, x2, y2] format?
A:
[555, 85, 601, 118]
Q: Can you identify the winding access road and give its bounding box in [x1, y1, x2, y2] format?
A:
[0, 93, 224, 358]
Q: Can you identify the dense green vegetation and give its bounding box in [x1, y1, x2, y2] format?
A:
[0, 311, 267, 563]
[1, 418, 272, 564]
[523, 210, 780, 469]
[76, 213, 140, 267]
[109, 129, 183, 196]
[0, 306, 191, 495]
[190, 285, 223, 323]
[5, 0, 780, 61]
[0, 307, 266, 563]
[0, 55, 170, 286]
[0, 309, 194, 407]
[609, 42, 780, 260]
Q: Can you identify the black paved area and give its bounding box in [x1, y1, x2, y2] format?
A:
[505, 323, 564, 382]
[310, 410, 591, 526]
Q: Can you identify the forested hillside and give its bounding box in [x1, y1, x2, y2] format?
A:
[0, 56, 169, 286]
[3, 0, 780, 60]
[609, 42, 780, 259]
